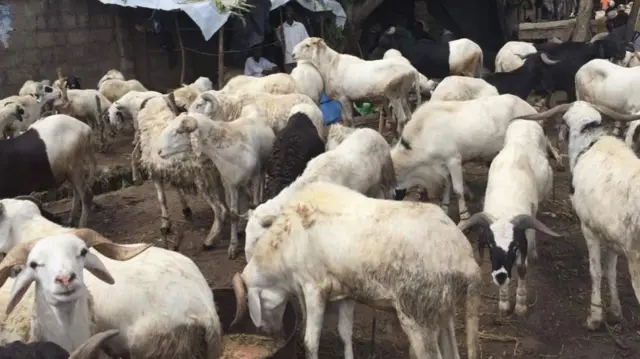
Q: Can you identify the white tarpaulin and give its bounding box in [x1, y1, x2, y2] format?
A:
[100, 0, 346, 41]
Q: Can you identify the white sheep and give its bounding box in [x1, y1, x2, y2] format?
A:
[290, 60, 324, 104]
[98, 78, 149, 103]
[107, 90, 163, 133]
[292, 37, 419, 135]
[232, 181, 481, 359]
[391, 94, 542, 225]
[157, 112, 274, 259]
[220, 73, 297, 95]
[458, 120, 560, 316]
[0, 200, 222, 358]
[382, 48, 437, 94]
[429, 75, 499, 101]
[325, 122, 357, 151]
[0, 101, 26, 138]
[96, 69, 125, 88]
[38, 85, 113, 151]
[515, 101, 640, 330]
[243, 127, 396, 261]
[170, 77, 214, 112]
[0, 114, 95, 227]
[0, 94, 52, 137]
[495, 41, 538, 72]
[190, 90, 316, 133]
[18, 79, 51, 97]
[135, 96, 226, 251]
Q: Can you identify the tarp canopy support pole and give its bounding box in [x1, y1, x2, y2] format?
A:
[218, 26, 225, 89]
[175, 15, 186, 84]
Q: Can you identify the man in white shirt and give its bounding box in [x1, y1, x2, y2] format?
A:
[244, 46, 279, 77]
[277, 6, 309, 73]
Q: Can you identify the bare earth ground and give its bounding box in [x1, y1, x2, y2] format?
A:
[45, 125, 640, 359]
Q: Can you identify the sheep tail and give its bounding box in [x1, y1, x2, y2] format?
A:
[465, 273, 481, 359]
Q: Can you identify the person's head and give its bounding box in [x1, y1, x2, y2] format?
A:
[285, 6, 294, 25]
[251, 47, 262, 61]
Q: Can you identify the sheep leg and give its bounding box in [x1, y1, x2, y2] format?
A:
[438, 317, 460, 359]
[153, 180, 172, 249]
[605, 250, 622, 322]
[392, 98, 408, 137]
[514, 251, 529, 316]
[446, 157, 470, 224]
[396, 311, 441, 359]
[339, 97, 354, 127]
[131, 141, 143, 185]
[302, 288, 327, 359]
[546, 139, 564, 172]
[251, 174, 262, 207]
[441, 175, 452, 215]
[337, 300, 355, 359]
[583, 224, 604, 330]
[527, 228, 538, 261]
[176, 188, 192, 221]
[68, 185, 81, 227]
[70, 169, 93, 228]
[498, 281, 510, 315]
[378, 103, 387, 134]
[226, 183, 240, 260]
[200, 189, 226, 250]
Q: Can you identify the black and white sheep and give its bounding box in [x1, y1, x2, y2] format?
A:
[0, 113, 95, 227]
[0, 329, 119, 359]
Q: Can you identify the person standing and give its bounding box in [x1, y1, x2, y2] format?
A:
[277, 6, 309, 73]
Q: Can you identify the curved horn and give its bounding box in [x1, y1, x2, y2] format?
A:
[70, 228, 153, 261]
[200, 92, 216, 104]
[61, 81, 69, 102]
[458, 212, 493, 233]
[230, 272, 248, 329]
[510, 214, 561, 237]
[69, 329, 120, 359]
[513, 103, 573, 122]
[56, 67, 64, 81]
[0, 240, 37, 288]
[540, 52, 559, 65]
[590, 104, 640, 122]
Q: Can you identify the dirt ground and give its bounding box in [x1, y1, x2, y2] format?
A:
[45, 127, 640, 359]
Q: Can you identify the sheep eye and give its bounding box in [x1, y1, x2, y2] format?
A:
[79, 248, 88, 257]
[29, 261, 37, 269]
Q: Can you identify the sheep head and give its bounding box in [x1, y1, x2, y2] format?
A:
[157, 115, 201, 159]
[2, 102, 25, 122]
[231, 271, 288, 335]
[292, 37, 327, 64]
[0, 228, 152, 315]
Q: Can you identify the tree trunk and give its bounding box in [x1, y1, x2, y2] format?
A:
[626, 0, 640, 42]
[571, 0, 593, 41]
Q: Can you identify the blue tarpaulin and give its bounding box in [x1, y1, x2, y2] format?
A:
[319, 91, 341, 125]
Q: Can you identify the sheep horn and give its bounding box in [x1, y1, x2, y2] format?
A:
[512, 103, 573, 122]
[510, 214, 561, 237]
[70, 228, 153, 261]
[61, 81, 69, 102]
[56, 67, 64, 81]
[590, 104, 640, 122]
[0, 240, 37, 288]
[230, 272, 248, 329]
[201, 92, 216, 104]
[69, 329, 120, 359]
[540, 52, 559, 65]
[458, 212, 493, 233]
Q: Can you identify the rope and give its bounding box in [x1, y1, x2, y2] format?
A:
[149, 40, 280, 56]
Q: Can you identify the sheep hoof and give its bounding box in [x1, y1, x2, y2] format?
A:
[133, 177, 144, 186]
[160, 226, 172, 236]
[555, 163, 566, 172]
[182, 208, 193, 221]
[202, 243, 216, 251]
[228, 245, 238, 260]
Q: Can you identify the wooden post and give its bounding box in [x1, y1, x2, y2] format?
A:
[175, 16, 186, 84]
[218, 26, 225, 89]
[626, 0, 640, 42]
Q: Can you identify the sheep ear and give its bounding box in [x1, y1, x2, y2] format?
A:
[179, 116, 198, 134]
[84, 251, 115, 284]
[248, 288, 262, 327]
[7, 268, 36, 315]
[260, 215, 276, 228]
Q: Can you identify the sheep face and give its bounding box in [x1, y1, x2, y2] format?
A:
[243, 275, 288, 335]
[108, 103, 126, 129]
[193, 77, 213, 92]
[9, 235, 113, 310]
[291, 37, 326, 64]
[156, 116, 197, 159]
[35, 85, 60, 105]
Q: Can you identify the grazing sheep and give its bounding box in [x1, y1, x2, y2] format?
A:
[383, 48, 437, 94]
[292, 37, 419, 135]
[221, 73, 297, 95]
[290, 60, 324, 104]
[458, 120, 560, 316]
[494, 41, 538, 72]
[98, 78, 149, 103]
[263, 111, 325, 201]
[515, 101, 640, 330]
[190, 91, 316, 134]
[243, 127, 396, 261]
[136, 96, 226, 250]
[0, 114, 95, 227]
[0, 329, 119, 359]
[0, 200, 223, 358]
[430, 76, 499, 101]
[158, 112, 274, 259]
[232, 181, 480, 359]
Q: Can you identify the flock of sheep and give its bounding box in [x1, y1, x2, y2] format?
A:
[1, 22, 640, 358]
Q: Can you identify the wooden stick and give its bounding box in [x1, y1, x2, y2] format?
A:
[175, 16, 186, 85]
[218, 26, 225, 89]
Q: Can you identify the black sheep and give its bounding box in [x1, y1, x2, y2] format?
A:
[0, 329, 119, 359]
[264, 112, 325, 200]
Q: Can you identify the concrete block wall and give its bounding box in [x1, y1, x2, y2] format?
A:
[0, 0, 126, 95]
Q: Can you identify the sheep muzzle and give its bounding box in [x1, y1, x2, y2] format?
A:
[70, 228, 153, 261]
[231, 272, 248, 329]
